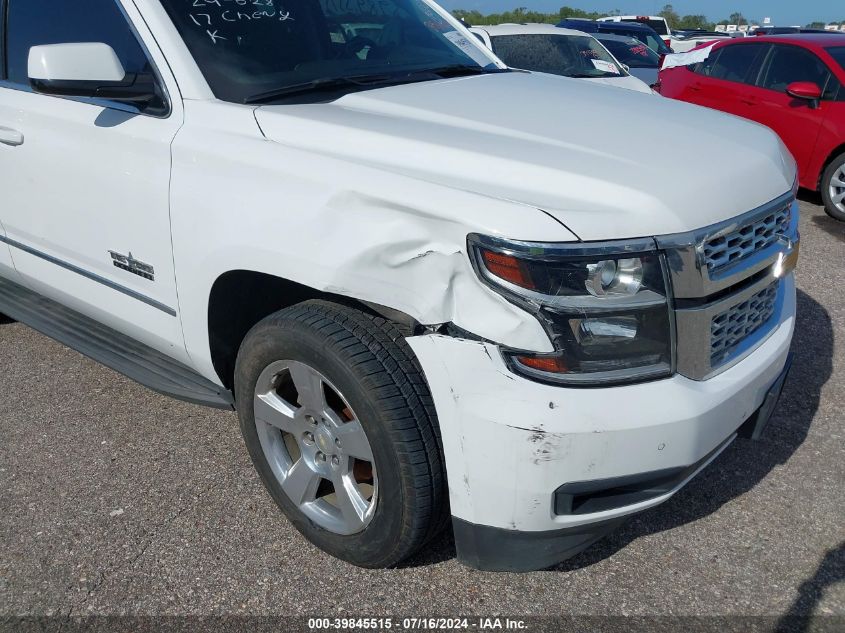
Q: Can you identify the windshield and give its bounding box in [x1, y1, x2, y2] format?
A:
[828, 47, 845, 72]
[599, 39, 660, 68]
[490, 34, 624, 78]
[159, 0, 497, 102]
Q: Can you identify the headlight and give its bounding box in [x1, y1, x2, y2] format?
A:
[468, 234, 674, 386]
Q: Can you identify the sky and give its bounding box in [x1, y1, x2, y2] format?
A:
[435, 0, 843, 26]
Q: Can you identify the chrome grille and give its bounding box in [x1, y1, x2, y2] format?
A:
[710, 283, 778, 367]
[702, 205, 790, 273]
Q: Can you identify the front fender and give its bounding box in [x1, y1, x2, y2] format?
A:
[169, 102, 576, 383]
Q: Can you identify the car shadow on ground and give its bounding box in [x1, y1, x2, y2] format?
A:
[403, 289, 834, 575]
[774, 541, 845, 632]
[799, 189, 845, 242]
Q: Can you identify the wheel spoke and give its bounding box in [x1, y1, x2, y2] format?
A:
[332, 472, 368, 530]
[254, 393, 300, 433]
[289, 362, 326, 411]
[832, 176, 845, 189]
[282, 459, 321, 506]
[833, 190, 845, 205]
[334, 420, 374, 462]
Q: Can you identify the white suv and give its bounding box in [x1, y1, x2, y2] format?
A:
[0, 0, 799, 571]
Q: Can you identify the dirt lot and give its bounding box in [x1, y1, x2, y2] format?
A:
[0, 197, 842, 632]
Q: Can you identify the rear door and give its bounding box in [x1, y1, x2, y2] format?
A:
[751, 44, 833, 183]
[679, 42, 769, 116]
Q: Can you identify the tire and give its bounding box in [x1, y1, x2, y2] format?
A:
[234, 300, 448, 568]
[821, 153, 845, 222]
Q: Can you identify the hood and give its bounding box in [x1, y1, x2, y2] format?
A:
[255, 71, 795, 240]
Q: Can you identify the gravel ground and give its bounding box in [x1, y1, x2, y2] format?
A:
[0, 198, 842, 632]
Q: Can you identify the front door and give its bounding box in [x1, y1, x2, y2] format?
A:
[752, 44, 832, 183]
[0, 0, 188, 360]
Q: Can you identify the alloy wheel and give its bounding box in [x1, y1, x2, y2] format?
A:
[830, 164, 845, 214]
[253, 360, 378, 535]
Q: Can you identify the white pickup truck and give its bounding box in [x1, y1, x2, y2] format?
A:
[0, 0, 799, 571]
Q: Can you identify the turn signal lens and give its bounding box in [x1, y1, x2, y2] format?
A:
[480, 249, 534, 289]
[515, 355, 569, 373]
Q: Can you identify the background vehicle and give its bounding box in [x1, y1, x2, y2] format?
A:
[597, 14, 672, 47]
[557, 19, 673, 56]
[594, 33, 661, 86]
[658, 35, 845, 221]
[755, 27, 844, 37]
[671, 29, 733, 53]
[469, 24, 654, 93]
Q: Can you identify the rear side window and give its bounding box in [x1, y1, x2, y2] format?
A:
[0, 0, 6, 80]
[709, 43, 768, 84]
[760, 45, 831, 94]
[5, 0, 152, 86]
[690, 49, 722, 76]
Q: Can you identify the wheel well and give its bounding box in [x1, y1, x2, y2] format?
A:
[207, 271, 420, 390]
[818, 143, 845, 190]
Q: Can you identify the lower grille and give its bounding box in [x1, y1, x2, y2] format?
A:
[710, 282, 778, 367]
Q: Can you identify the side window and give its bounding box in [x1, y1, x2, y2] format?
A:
[709, 43, 768, 84]
[690, 50, 722, 76]
[760, 45, 832, 95]
[823, 75, 842, 102]
[0, 0, 6, 80]
[6, 0, 152, 87]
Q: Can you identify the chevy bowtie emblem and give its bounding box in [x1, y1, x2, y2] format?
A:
[109, 251, 155, 281]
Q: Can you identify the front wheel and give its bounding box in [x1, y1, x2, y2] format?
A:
[234, 300, 448, 568]
[821, 153, 845, 222]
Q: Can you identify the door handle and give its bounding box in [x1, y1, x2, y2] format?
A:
[689, 82, 703, 92]
[740, 97, 758, 106]
[0, 126, 24, 147]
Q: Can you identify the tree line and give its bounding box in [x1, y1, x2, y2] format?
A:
[451, 4, 844, 30]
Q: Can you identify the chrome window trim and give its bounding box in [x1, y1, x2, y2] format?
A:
[656, 192, 797, 299]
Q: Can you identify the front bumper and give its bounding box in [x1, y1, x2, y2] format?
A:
[406, 274, 795, 571]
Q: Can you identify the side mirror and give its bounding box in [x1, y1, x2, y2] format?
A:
[28, 43, 162, 112]
[621, 63, 630, 73]
[786, 81, 822, 108]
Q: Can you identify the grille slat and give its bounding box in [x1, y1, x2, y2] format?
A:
[710, 283, 778, 367]
[703, 206, 790, 272]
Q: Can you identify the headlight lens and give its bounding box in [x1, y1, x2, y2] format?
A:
[469, 234, 673, 386]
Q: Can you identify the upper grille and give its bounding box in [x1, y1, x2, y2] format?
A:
[710, 282, 778, 367]
[702, 205, 790, 273]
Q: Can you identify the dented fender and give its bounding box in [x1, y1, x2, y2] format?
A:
[169, 102, 576, 384]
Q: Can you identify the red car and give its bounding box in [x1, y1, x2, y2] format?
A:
[658, 34, 845, 221]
